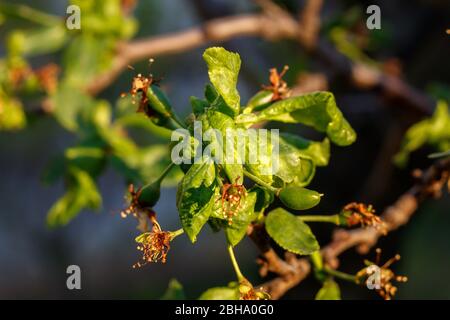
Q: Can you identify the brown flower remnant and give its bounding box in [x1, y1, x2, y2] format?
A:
[121, 60, 159, 115]
[8, 65, 31, 88]
[219, 177, 246, 225]
[356, 248, 408, 300]
[121, 184, 150, 232]
[341, 202, 386, 234]
[133, 215, 172, 267]
[262, 65, 291, 101]
[239, 280, 270, 300]
[35, 63, 60, 94]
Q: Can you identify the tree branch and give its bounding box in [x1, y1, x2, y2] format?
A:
[84, 0, 433, 116]
[251, 158, 450, 299]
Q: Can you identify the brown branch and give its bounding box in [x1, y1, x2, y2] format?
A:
[84, 0, 433, 116]
[251, 158, 450, 299]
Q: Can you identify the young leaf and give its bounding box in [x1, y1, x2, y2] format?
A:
[275, 136, 316, 187]
[160, 279, 186, 300]
[176, 158, 217, 242]
[197, 109, 243, 184]
[280, 133, 331, 167]
[315, 278, 341, 300]
[395, 100, 450, 167]
[243, 92, 356, 146]
[46, 167, 101, 227]
[265, 208, 319, 255]
[203, 47, 241, 117]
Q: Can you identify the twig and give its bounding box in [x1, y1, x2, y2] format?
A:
[83, 0, 433, 117]
[251, 158, 450, 299]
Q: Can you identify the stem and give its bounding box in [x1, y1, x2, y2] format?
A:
[227, 245, 245, 282]
[299, 214, 340, 225]
[324, 266, 356, 283]
[0, 3, 61, 26]
[171, 113, 187, 129]
[169, 228, 184, 239]
[243, 170, 278, 193]
[156, 162, 176, 184]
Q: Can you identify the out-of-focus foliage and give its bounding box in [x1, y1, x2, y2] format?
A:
[395, 100, 450, 167]
[0, 1, 182, 226]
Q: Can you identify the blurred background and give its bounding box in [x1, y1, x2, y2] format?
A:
[0, 0, 449, 299]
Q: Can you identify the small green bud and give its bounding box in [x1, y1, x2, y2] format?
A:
[137, 180, 161, 208]
[278, 186, 322, 210]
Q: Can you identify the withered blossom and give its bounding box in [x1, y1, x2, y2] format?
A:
[356, 248, 408, 300]
[133, 222, 172, 267]
[341, 202, 386, 233]
[238, 280, 270, 300]
[219, 177, 246, 225]
[262, 65, 291, 101]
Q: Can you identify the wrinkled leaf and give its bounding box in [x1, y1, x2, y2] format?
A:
[280, 133, 330, 167]
[274, 136, 316, 187]
[203, 47, 241, 117]
[176, 158, 217, 242]
[239, 92, 356, 146]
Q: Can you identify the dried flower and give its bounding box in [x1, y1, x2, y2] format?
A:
[340, 202, 386, 233]
[133, 220, 172, 267]
[356, 248, 408, 300]
[238, 280, 270, 300]
[121, 184, 151, 232]
[219, 177, 246, 225]
[35, 63, 59, 94]
[121, 62, 159, 115]
[262, 65, 291, 101]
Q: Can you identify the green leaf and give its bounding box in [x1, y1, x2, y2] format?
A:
[199, 285, 239, 300]
[315, 278, 341, 300]
[280, 133, 330, 167]
[176, 158, 217, 242]
[7, 24, 67, 57]
[197, 109, 243, 184]
[244, 90, 274, 113]
[240, 92, 356, 146]
[111, 144, 181, 186]
[274, 136, 316, 187]
[160, 279, 186, 300]
[395, 100, 450, 167]
[251, 185, 274, 213]
[0, 93, 26, 130]
[51, 84, 94, 131]
[63, 34, 115, 87]
[64, 146, 106, 178]
[243, 131, 276, 185]
[265, 208, 319, 255]
[190, 96, 209, 116]
[203, 47, 241, 117]
[46, 167, 101, 227]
